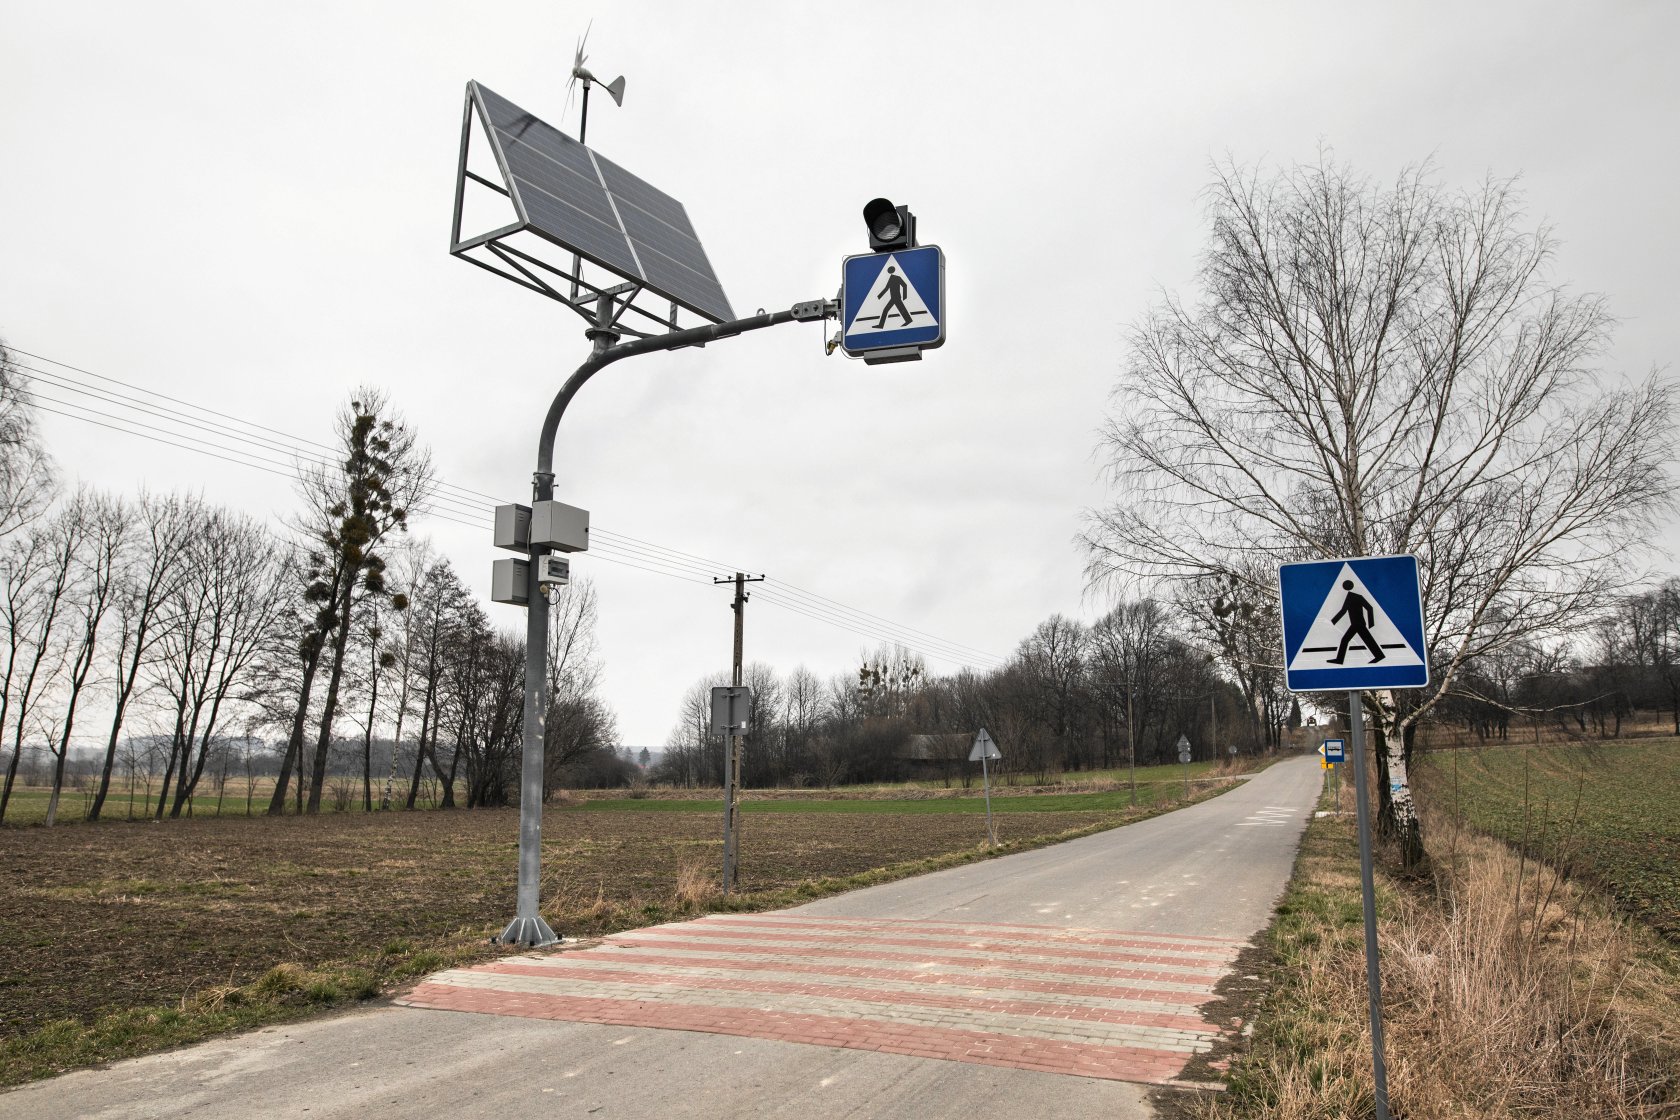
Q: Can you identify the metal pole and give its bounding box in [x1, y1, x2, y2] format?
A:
[981, 754, 995, 847]
[1348, 690, 1392, 1120]
[722, 574, 744, 894]
[495, 304, 809, 946]
[1126, 680, 1136, 807]
[568, 82, 591, 303]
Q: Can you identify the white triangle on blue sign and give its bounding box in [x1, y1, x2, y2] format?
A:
[1287, 563, 1423, 673]
[845, 255, 938, 339]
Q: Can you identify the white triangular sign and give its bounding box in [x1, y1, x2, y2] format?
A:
[846, 255, 938, 338]
[969, 728, 1001, 762]
[1287, 564, 1424, 673]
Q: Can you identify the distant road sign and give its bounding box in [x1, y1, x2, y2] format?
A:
[1175, 733, 1191, 764]
[841, 245, 945, 358]
[969, 727, 1001, 762]
[1279, 555, 1428, 692]
[1323, 738, 1346, 764]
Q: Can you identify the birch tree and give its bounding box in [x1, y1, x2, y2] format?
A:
[1084, 158, 1675, 863]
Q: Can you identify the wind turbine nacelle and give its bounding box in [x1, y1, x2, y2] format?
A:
[573, 67, 627, 107]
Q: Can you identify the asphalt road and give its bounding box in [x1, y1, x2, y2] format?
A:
[0, 755, 1320, 1120]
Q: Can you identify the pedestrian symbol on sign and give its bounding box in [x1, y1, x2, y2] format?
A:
[1328, 580, 1385, 665]
[872, 267, 913, 329]
[1280, 559, 1426, 689]
[845, 254, 937, 339]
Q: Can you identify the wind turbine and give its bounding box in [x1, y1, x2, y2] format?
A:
[565, 23, 625, 145]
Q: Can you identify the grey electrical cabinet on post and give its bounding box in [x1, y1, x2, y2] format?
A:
[530, 501, 589, 552]
[490, 557, 529, 605]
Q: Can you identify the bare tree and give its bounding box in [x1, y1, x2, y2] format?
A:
[154, 509, 288, 818]
[1014, 615, 1089, 772]
[0, 510, 77, 823]
[43, 490, 126, 826]
[87, 492, 197, 820]
[1084, 158, 1675, 863]
[1622, 579, 1680, 734]
[0, 340, 55, 545]
[400, 558, 470, 809]
[378, 538, 435, 809]
[546, 576, 603, 701]
[270, 389, 432, 814]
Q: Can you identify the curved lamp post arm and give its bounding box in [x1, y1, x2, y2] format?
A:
[498, 302, 811, 948]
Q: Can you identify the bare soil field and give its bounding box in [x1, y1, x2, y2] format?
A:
[0, 802, 1134, 1041]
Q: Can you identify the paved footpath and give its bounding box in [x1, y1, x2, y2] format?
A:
[0, 755, 1319, 1120]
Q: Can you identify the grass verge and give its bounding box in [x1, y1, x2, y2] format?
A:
[1193, 778, 1680, 1119]
[0, 779, 1237, 1087]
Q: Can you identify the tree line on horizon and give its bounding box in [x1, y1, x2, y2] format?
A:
[0, 354, 617, 826]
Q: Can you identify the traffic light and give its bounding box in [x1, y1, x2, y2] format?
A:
[863, 197, 917, 252]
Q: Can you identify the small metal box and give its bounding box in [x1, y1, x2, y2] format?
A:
[530, 501, 589, 553]
[537, 555, 570, 586]
[490, 557, 529, 605]
[493, 504, 531, 552]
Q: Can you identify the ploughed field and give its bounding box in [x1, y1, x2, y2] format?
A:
[0, 799, 1152, 1041]
[1416, 736, 1680, 940]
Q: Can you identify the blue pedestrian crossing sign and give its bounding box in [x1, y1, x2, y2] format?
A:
[1278, 554, 1428, 692]
[840, 245, 945, 361]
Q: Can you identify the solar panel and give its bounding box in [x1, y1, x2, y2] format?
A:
[470, 82, 735, 324]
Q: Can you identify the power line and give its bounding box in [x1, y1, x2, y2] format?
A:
[12, 346, 1006, 671]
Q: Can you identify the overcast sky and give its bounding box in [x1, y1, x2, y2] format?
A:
[4, 1, 1677, 746]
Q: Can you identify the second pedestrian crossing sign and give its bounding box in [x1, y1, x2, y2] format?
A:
[1278, 555, 1428, 692]
[840, 245, 945, 361]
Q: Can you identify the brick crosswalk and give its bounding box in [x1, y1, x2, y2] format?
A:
[397, 915, 1243, 1084]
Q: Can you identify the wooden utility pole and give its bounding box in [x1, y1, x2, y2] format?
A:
[714, 572, 764, 893]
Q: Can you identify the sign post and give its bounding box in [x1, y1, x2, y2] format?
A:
[1323, 737, 1346, 813]
[969, 728, 1001, 847]
[1280, 554, 1429, 1120]
[1176, 733, 1191, 797]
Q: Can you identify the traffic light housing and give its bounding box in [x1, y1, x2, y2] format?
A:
[863, 197, 917, 252]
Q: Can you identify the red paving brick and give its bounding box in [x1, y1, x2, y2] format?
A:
[395, 915, 1241, 1086]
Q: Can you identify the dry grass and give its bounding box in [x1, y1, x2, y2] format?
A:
[673, 860, 718, 907]
[1203, 778, 1680, 1120]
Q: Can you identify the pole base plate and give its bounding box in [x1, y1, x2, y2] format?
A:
[495, 915, 560, 948]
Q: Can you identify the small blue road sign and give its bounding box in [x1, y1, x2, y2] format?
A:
[841, 245, 945, 358]
[1323, 738, 1346, 763]
[1279, 554, 1428, 692]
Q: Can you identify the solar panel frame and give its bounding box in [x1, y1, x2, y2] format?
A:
[466, 81, 735, 325]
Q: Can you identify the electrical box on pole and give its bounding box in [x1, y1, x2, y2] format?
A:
[537, 555, 571, 587]
[493, 504, 532, 551]
[490, 557, 529, 605]
[531, 500, 590, 552]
